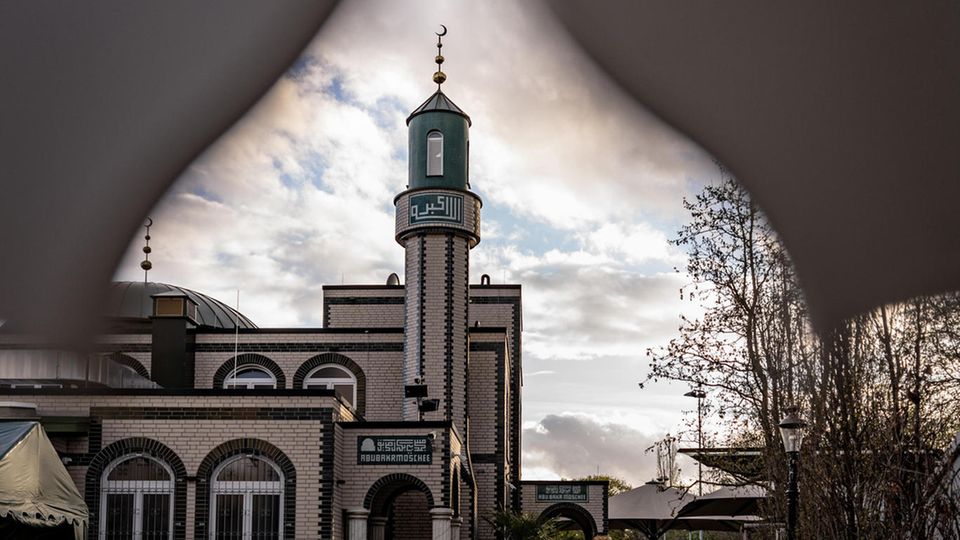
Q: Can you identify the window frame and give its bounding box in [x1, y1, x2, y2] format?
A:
[426, 130, 444, 177]
[222, 365, 277, 390]
[99, 454, 175, 540]
[209, 455, 284, 539]
[303, 364, 357, 408]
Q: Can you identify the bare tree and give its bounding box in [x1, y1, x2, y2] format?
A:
[646, 170, 960, 538]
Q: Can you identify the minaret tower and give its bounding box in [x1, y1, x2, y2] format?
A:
[395, 28, 480, 426]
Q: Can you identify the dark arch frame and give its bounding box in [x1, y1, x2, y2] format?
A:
[194, 438, 297, 539]
[293, 353, 366, 416]
[540, 502, 599, 539]
[85, 438, 187, 540]
[212, 353, 286, 388]
[363, 473, 436, 516]
[107, 351, 150, 378]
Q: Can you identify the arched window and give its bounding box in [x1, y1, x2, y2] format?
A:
[223, 366, 277, 389]
[303, 364, 356, 407]
[426, 131, 443, 176]
[100, 455, 174, 539]
[211, 455, 283, 539]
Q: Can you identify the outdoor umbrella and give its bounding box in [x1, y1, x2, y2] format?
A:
[608, 481, 692, 539]
[677, 484, 768, 519]
[609, 481, 757, 539]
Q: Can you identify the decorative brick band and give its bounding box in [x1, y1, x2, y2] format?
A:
[89, 407, 331, 421]
[212, 353, 286, 388]
[85, 438, 188, 540]
[323, 297, 405, 305]
[444, 233, 454, 421]
[538, 502, 599, 538]
[194, 439, 297, 540]
[195, 342, 403, 353]
[318, 409, 336, 538]
[363, 473, 436, 514]
[419, 234, 426, 379]
[292, 353, 366, 417]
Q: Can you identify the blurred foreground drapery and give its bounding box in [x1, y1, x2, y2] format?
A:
[0, 1, 338, 342]
[1, 1, 958, 338]
[550, 1, 960, 332]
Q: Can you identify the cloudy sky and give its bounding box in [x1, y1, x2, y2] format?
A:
[114, 0, 719, 487]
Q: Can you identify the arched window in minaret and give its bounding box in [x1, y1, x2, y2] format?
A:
[427, 130, 443, 176]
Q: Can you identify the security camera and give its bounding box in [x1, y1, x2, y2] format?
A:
[414, 377, 422, 384]
[427, 431, 438, 441]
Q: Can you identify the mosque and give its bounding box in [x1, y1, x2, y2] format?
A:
[0, 35, 609, 540]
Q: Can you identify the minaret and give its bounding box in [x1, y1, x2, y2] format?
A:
[395, 29, 480, 427]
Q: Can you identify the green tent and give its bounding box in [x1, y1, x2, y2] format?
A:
[0, 421, 87, 540]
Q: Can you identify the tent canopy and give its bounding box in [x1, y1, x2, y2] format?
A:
[0, 421, 87, 539]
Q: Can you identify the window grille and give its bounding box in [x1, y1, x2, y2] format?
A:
[100, 455, 174, 539]
[223, 366, 277, 389]
[427, 131, 443, 176]
[303, 364, 356, 407]
[211, 456, 283, 539]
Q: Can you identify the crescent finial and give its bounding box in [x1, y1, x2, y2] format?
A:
[436, 24, 447, 37]
[145, 217, 153, 228]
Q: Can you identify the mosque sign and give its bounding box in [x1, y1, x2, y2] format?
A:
[357, 436, 433, 465]
[535, 484, 590, 502]
[409, 193, 463, 225]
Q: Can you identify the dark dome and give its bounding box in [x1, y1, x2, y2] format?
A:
[105, 281, 257, 329]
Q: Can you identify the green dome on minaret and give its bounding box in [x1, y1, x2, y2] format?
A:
[405, 28, 471, 191]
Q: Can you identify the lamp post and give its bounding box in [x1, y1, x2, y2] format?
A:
[683, 387, 706, 495]
[779, 407, 807, 540]
[684, 386, 706, 540]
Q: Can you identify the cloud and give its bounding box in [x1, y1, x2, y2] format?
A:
[523, 414, 663, 486]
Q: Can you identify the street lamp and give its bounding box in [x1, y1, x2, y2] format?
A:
[684, 386, 706, 540]
[779, 407, 807, 540]
[683, 387, 707, 495]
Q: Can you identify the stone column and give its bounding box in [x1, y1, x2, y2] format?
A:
[368, 517, 388, 540]
[450, 516, 463, 540]
[347, 508, 369, 540]
[430, 507, 455, 540]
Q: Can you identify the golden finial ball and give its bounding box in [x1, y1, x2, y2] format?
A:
[142, 246, 152, 254]
[433, 71, 446, 84]
[140, 260, 153, 271]
[435, 54, 444, 65]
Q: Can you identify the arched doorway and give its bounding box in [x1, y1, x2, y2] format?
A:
[364, 474, 436, 540]
[540, 502, 598, 539]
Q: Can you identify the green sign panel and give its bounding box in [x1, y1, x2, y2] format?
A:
[357, 436, 432, 465]
[409, 193, 464, 225]
[535, 484, 589, 502]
